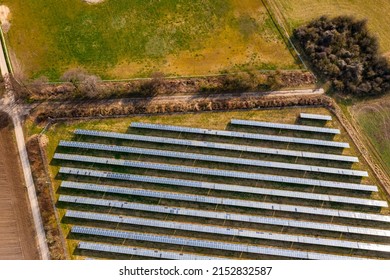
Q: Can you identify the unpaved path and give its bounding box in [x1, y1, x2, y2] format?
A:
[0, 23, 49, 258]
[0, 121, 39, 259]
[0, 5, 9, 25]
[84, 0, 105, 4]
[0, 5, 10, 32]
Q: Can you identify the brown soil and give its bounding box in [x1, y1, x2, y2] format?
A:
[0, 112, 39, 259]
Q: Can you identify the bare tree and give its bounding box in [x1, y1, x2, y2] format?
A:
[30, 76, 49, 90]
[80, 74, 102, 98]
[140, 71, 165, 96]
[60, 68, 89, 85]
[61, 68, 102, 97]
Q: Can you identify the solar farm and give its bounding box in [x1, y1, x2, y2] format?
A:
[51, 111, 390, 260]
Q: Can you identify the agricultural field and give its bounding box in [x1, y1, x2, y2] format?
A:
[29, 107, 390, 259]
[2, 0, 297, 80]
[275, 0, 390, 55]
[351, 95, 390, 181]
[0, 113, 39, 259]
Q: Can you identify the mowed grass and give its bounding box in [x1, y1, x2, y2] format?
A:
[4, 0, 297, 80]
[352, 96, 390, 179]
[275, 0, 390, 55]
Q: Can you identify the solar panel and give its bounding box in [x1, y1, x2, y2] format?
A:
[60, 168, 389, 219]
[59, 182, 390, 232]
[56, 165, 382, 207]
[300, 113, 332, 121]
[54, 153, 377, 192]
[231, 119, 340, 134]
[68, 210, 390, 253]
[78, 241, 228, 260]
[74, 129, 358, 162]
[130, 122, 350, 148]
[72, 226, 367, 260]
[60, 140, 367, 177]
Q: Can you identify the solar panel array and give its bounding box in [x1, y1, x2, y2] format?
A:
[78, 242, 229, 260]
[67, 210, 390, 252]
[72, 226, 367, 260]
[54, 153, 377, 192]
[231, 119, 340, 134]
[300, 113, 332, 121]
[52, 117, 390, 260]
[59, 193, 390, 225]
[59, 140, 367, 177]
[75, 129, 358, 162]
[131, 122, 350, 148]
[59, 168, 385, 207]
[59, 182, 389, 227]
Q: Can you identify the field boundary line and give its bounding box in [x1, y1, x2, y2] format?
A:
[42, 69, 305, 85]
[260, 0, 307, 70]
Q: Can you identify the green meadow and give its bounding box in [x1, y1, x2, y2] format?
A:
[3, 0, 297, 80]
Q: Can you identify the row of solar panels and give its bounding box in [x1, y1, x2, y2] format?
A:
[71, 226, 366, 260]
[78, 242, 228, 260]
[59, 192, 390, 228]
[75, 129, 358, 162]
[59, 168, 385, 207]
[59, 172, 386, 221]
[230, 119, 341, 134]
[130, 122, 350, 148]
[67, 210, 390, 253]
[58, 178, 390, 229]
[59, 141, 367, 177]
[54, 153, 377, 192]
[300, 113, 332, 121]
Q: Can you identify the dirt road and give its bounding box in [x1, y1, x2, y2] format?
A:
[0, 118, 39, 259]
[0, 19, 49, 258]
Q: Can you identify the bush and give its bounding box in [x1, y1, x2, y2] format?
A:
[294, 16, 390, 96]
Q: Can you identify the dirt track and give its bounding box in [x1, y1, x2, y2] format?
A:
[0, 118, 39, 259]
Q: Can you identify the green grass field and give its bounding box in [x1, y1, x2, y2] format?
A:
[275, 0, 390, 55]
[3, 0, 297, 80]
[352, 96, 390, 179]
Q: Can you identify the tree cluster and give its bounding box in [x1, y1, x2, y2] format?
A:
[294, 16, 390, 95]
